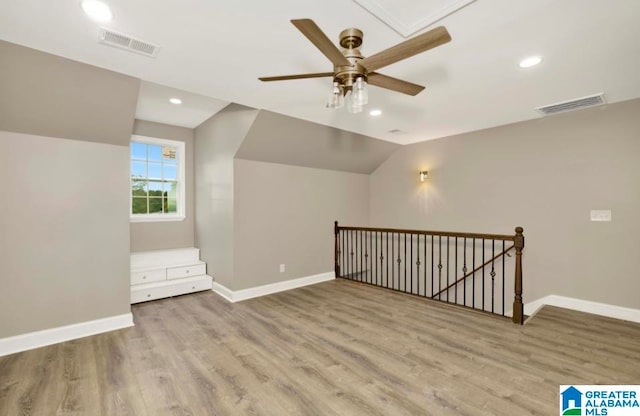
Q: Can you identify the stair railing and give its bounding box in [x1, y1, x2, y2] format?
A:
[334, 222, 525, 324]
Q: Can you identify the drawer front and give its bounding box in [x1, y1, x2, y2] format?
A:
[131, 276, 212, 304]
[131, 269, 166, 285]
[167, 263, 206, 280]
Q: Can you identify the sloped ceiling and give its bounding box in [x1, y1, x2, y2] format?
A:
[236, 111, 399, 174]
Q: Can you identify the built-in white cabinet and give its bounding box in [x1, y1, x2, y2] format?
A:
[130, 247, 212, 304]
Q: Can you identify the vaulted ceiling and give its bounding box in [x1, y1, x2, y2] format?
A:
[1, 0, 639, 144]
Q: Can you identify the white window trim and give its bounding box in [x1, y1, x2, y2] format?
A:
[130, 135, 186, 223]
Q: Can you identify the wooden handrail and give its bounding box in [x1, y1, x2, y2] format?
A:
[431, 244, 515, 299]
[336, 225, 515, 241]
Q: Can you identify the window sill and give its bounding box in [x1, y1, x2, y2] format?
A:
[130, 215, 186, 223]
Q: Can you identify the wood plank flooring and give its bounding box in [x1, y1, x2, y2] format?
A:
[1, 279, 639, 415]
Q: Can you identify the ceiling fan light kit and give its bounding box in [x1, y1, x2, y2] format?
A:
[259, 19, 451, 114]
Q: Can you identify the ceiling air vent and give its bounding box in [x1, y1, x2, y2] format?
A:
[536, 93, 605, 116]
[99, 28, 160, 57]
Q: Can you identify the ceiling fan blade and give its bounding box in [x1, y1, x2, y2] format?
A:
[368, 73, 425, 96]
[259, 72, 334, 82]
[359, 26, 451, 72]
[291, 19, 351, 67]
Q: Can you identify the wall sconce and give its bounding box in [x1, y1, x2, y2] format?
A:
[419, 171, 428, 182]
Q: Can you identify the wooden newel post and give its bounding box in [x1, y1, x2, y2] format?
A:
[512, 226, 525, 324]
[334, 221, 340, 278]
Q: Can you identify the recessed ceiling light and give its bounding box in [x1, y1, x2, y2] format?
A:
[81, 0, 113, 22]
[369, 109, 382, 116]
[169, 98, 182, 105]
[519, 56, 543, 68]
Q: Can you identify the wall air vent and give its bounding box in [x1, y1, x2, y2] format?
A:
[536, 93, 605, 116]
[98, 28, 160, 57]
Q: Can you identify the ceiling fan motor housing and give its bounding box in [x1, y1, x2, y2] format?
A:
[336, 28, 366, 90]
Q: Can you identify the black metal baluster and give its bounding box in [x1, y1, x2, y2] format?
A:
[375, 231, 378, 286]
[391, 233, 395, 290]
[351, 230, 357, 280]
[463, 238, 467, 306]
[482, 238, 485, 311]
[368, 231, 371, 285]
[502, 240, 505, 316]
[404, 233, 407, 292]
[359, 230, 362, 282]
[365, 231, 368, 283]
[364, 231, 369, 284]
[491, 239, 496, 314]
[424, 234, 427, 296]
[446, 236, 450, 303]
[410, 234, 413, 293]
[348, 230, 351, 279]
[416, 235, 421, 295]
[472, 238, 476, 309]
[431, 235, 434, 297]
[438, 235, 442, 300]
[340, 230, 347, 276]
[397, 234, 401, 291]
[454, 237, 458, 304]
[352, 230, 356, 280]
[385, 232, 389, 289]
[370, 231, 373, 285]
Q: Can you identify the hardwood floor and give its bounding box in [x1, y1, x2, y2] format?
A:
[1, 279, 639, 415]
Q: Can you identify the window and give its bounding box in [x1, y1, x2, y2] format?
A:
[130, 135, 185, 222]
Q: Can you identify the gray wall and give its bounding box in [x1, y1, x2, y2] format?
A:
[0, 40, 139, 146]
[237, 110, 399, 174]
[0, 132, 131, 337]
[233, 159, 370, 290]
[131, 119, 195, 252]
[194, 104, 259, 288]
[0, 41, 138, 338]
[370, 98, 640, 309]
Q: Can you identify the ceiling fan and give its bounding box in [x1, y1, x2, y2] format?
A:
[259, 19, 452, 113]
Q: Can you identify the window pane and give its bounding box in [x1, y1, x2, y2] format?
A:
[131, 161, 147, 178]
[148, 181, 163, 197]
[148, 144, 162, 162]
[132, 180, 147, 196]
[148, 162, 162, 180]
[165, 197, 177, 213]
[131, 142, 147, 160]
[162, 145, 177, 161]
[163, 164, 177, 180]
[149, 198, 163, 213]
[164, 181, 177, 197]
[132, 197, 148, 214]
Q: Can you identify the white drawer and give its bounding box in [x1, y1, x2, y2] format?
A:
[131, 276, 212, 304]
[131, 269, 166, 285]
[167, 263, 206, 280]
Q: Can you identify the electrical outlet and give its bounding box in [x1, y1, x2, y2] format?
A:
[279, 264, 285, 273]
[590, 210, 612, 222]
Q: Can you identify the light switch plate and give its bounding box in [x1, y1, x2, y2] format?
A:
[590, 210, 612, 222]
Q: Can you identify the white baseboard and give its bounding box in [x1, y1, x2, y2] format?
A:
[0, 313, 134, 357]
[524, 295, 640, 323]
[212, 271, 335, 303]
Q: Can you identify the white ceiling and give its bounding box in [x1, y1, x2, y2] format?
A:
[136, 81, 229, 128]
[1, 0, 639, 144]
